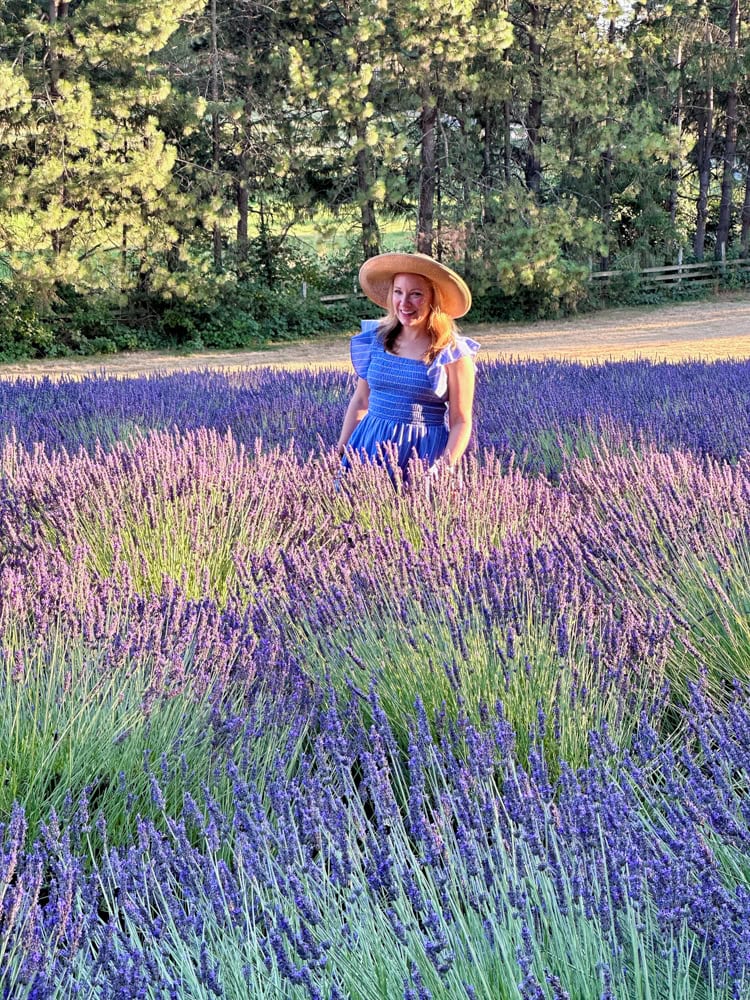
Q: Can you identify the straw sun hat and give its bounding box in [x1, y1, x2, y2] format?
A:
[358, 252, 472, 319]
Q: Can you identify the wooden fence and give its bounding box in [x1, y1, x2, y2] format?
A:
[318, 292, 366, 304]
[588, 257, 750, 293]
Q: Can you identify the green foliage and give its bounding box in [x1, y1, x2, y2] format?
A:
[565, 444, 750, 718]
[0, 261, 378, 362]
[0, 0, 204, 299]
[140, 280, 372, 352]
[0, 283, 143, 360]
[146, 294, 261, 352]
[232, 232, 328, 292]
[0, 225, 389, 360]
[0, 629, 218, 842]
[463, 190, 597, 319]
[467, 259, 591, 321]
[0, 619, 307, 849]
[297, 596, 647, 777]
[0, 283, 56, 361]
[51, 286, 142, 355]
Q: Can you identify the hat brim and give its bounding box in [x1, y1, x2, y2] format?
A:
[358, 252, 472, 319]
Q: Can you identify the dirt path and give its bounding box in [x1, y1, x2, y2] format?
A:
[2, 295, 750, 381]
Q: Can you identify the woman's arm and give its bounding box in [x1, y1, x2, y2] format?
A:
[443, 356, 476, 466]
[336, 378, 371, 456]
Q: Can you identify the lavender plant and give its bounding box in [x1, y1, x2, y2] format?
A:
[2, 689, 749, 998]
[284, 537, 669, 772]
[3, 356, 750, 466]
[1, 358, 750, 996]
[564, 442, 750, 709]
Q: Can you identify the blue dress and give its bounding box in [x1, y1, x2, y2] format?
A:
[345, 319, 480, 474]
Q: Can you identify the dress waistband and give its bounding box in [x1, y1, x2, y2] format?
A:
[368, 393, 447, 426]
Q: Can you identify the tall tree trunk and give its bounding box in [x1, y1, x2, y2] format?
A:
[48, 0, 60, 98]
[258, 198, 274, 286]
[599, 19, 616, 269]
[568, 50, 580, 188]
[210, 0, 223, 273]
[479, 99, 496, 228]
[478, 98, 492, 227]
[48, 1, 70, 254]
[121, 223, 130, 288]
[524, 3, 543, 197]
[693, 83, 714, 260]
[436, 155, 442, 261]
[715, 87, 738, 259]
[48, 1, 69, 96]
[668, 40, 684, 234]
[481, 98, 492, 183]
[503, 99, 512, 184]
[417, 88, 438, 255]
[138, 215, 152, 295]
[741, 160, 750, 252]
[236, 151, 249, 271]
[355, 127, 381, 259]
[715, 0, 741, 259]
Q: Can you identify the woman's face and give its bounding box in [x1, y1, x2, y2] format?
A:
[391, 273, 433, 334]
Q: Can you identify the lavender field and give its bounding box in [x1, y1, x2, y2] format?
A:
[3, 359, 750, 999]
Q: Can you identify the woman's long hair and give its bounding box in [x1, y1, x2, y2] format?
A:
[377, 277, 457, 362]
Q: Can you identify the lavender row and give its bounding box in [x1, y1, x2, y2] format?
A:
[3, 357, 750, 467]
[1, 686, 748, 998]
[1, 427, 749, 834]
[2, 427, 749, 736]
[1, 361, 750, 995]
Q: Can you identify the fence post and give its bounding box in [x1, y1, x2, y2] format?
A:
[302, 281, 307, 299]
[677, 247, 683, 283]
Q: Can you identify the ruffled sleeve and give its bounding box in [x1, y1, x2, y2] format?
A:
[350, 319, 380, 379]
[426, 335, 480, 398]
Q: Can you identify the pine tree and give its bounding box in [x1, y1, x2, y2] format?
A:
[286, 0, 398, 259]
[0, 0, 201, 296]
[715, 0, 742, 259]
[389, 0, 512, 254]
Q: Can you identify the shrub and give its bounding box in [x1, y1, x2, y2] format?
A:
[0, 283, 57, 360]
[143, 281, 372, 351]
[0, 276, 377, 362]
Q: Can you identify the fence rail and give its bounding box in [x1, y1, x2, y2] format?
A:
[589, 257, 750, 289]
[318, 292, 366, 304]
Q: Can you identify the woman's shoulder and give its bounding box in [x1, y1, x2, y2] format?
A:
[358, 318, 381, 337]
[350, 319, 381, 378]
[351, 318, 381, 346]
[425, 333, 480, 397]
[435, 333, 480, 366]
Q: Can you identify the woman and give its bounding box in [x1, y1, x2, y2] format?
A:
[336, 251, 479, 478]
